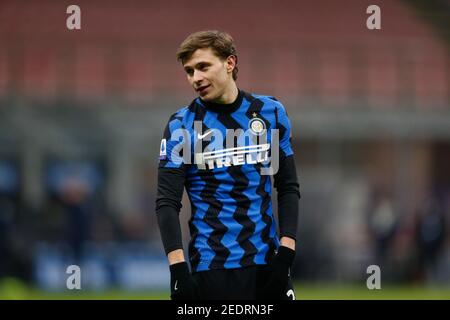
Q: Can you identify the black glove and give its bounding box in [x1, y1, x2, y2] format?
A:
[259, 246, 295, 300]
[169, 262, 200, 300]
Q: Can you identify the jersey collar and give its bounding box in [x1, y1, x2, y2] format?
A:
[198, 89, 244, 113]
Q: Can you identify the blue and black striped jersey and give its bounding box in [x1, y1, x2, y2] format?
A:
[157, 90, 299, 272]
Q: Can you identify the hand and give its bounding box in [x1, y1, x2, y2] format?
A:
[260, 246, 295, 300]
[169, 262, 200, 300]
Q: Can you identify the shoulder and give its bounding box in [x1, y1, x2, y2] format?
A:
[167, 97, 202, 125]
[164, 104, 194, 131]
[244, 91, 286, 112]
[167, 105, 189, 122]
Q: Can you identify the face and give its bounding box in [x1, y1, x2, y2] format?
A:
[183, 47, 236, 102]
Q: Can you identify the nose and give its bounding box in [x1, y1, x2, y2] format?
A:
[193, 70, 204, 84]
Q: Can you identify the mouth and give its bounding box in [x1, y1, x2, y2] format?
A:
[196, 84, 211, 95]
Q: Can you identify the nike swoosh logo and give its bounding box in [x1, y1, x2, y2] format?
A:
[287, 289, 295, 300]
[197, 130, 213, 140]
[174, 280, 178, 291]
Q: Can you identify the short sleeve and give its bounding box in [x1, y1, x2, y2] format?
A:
[276, 102, 294, 158]
[158, 113, 190, 169]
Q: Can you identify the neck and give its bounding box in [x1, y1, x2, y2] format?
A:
[213, 83, 238, 104]
[199, 87, 244, 113]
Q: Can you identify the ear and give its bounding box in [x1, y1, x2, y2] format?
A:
[226, 55, 237, 74]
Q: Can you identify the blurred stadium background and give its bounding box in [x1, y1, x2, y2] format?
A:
[0, 0, 449, 299]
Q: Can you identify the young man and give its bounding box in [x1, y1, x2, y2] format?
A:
[156, 30, 300, 300]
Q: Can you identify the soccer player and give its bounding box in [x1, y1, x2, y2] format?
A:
[156, 30, 300, 300]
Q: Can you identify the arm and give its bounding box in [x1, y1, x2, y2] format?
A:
[259, 102, 300, 299]
[280, 237, 296, 250]
[273, 102, 300, 251]
[155, 116, 200, 300]
[155, 166, 186, 264]
[156, 112, 188, 263]
[274, 155, 300, 251]
[168, 249, 186, 265]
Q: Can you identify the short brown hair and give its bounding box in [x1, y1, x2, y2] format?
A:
[176, 30, 238, 80]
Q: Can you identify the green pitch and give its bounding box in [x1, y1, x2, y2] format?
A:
[1, 278, 449, 300]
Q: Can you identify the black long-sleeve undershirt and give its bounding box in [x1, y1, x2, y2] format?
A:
[155, 166, 186, 255]
[273, 155, 301, 240]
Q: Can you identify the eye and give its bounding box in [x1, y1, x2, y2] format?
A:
[198, 63, 209, 71]
[185, 68, 194, 76]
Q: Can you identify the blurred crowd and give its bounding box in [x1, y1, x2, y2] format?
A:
[366, 188, 448, 284]
[0, 161, 161, 286]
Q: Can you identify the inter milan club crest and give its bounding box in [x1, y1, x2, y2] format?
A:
[249, 115, 266, 136]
